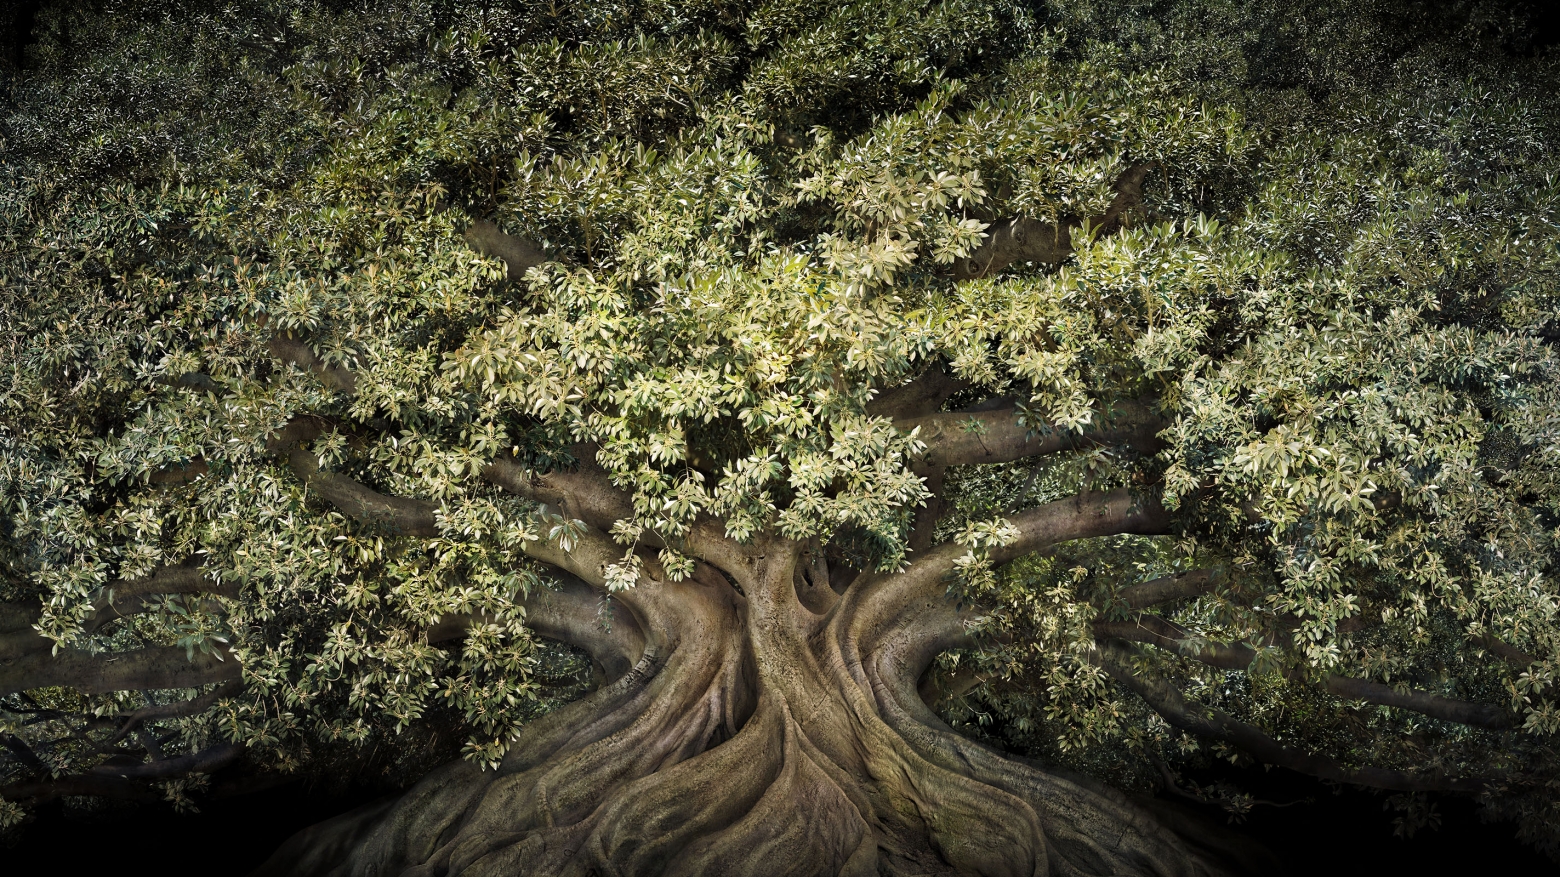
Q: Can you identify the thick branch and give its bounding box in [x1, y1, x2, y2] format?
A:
[948, 215, 1072, 280]
[1, 565, 239, 661]
[0, 645, 240, 697]
[268, 334, 357, 394]
[87, 741, 244, 779]
[0, 773, 168, 805]
[1321, 675, 1511, 730]
[1114, 568, 1225, 609]
[287, 448, 439, 537]
[990, 489, 1173, 566]
[1094, 617, 1513, 729]
[902, 399, 1163, 469]
[1473, 634, 1541, 668]
[867, 366, 970, 420]
[428, 576, 645, 682]
[483, 454, 754, 570]
[148, 457, 210, 484]
[949, 163, 1155, 280]
[463, 219, 548, 281]
[83, 565, 240, 636]
[842, 489, 1171, 651]
[1094, 643, 1486, 793]
[3, 741, 245, 806]
[107, 680, 245, 745]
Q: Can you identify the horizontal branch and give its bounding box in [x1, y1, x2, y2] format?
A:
[148, 457, 210, 484]
[0, 644, 240, 697]
[1321, 675, 1511, 730]
[1113, 568, 1225, 609]
[948, 216, 1072, 280]
[901, 399, 1163, 469]
[0, 773, 168, 805]
[949, 163, 1154, 281]
[463, 219, 548, 281]
[1, 741, 245, 806]
[1473, 634, 1541, 668]
[867, 366, 970, 420]
[1093, 642, 1486, 794]
[842, 488, 1172, 649]
[267, 334, 356, 394]
[107, 679, 246, 745]
[1, 565, 240, 661]
[83, 565, 240, 636]
[87, 741, 244, 780]
[287, 448, 439, 537]
[1094, 617, 1513, 729]
[483, 454, 754, 570]
[990, 488, 1174, 566]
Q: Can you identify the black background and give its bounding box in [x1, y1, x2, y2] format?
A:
[2, 763, 1557, 875]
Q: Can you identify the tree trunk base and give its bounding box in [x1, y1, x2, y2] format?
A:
[251, 569, 1269, 877]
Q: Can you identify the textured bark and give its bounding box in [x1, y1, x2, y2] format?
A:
[0, 643, 240, 697]
[1113, 569, 1224, 610]
[948, 164, 1156, 281]
[245, 402, 1262, 875]
[252, 524, 1247, 877]
[900, 400, 1164, 469]
[463, 219, 549, 281]
[269, 334, 358, 394]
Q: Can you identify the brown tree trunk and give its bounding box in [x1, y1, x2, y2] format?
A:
[252, 540, 1253, 877]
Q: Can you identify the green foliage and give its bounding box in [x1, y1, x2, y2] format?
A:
[1, 0, 1557, 850]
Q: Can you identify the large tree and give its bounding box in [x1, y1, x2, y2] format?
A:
[2, 1, 1558, 874]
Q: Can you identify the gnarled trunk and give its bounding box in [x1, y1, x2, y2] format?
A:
[253, 542, 1253, 877]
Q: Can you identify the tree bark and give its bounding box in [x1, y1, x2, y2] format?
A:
[251, 523, 1246, 877]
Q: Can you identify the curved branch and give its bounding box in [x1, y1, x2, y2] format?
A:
[148, 457, 210, 484]
[839, 488, 1172, 652]
[86, 741, 244, 779]
[1, 565, 240, 661]
[902, 399, 1164, 469]
[1320, 676, 1511, 730]
[1093, 618, 1513, 730]
[4, 742, 244, 806]
[464, 219, 548, 281]
[949, 163, 1155, 281]
[0, 644, 240, 697]
[990, 488, 1174, 566]
[287, 448, 440, 537]
[484, 455, 754, 571]
[948, 215, 1073, 280]
[428, 576, 646, 682]
[1473, 634, 1541, 669]
[1093, 642, 1486, 793]
[1113, 568, 1225, 609]
[106, 679, 246, 745]
[0, 773, 168, 805]
[867, 366, 969, 420]
[268, 334, 357, 394]
[83, 565, 241, 636]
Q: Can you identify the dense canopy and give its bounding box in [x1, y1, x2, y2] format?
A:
[1, 0, 1557, 873]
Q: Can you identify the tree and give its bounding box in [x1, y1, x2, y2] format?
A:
[1, 0, 1557, 873]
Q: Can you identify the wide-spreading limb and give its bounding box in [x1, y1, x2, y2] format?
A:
[252, 450, 1243, 876]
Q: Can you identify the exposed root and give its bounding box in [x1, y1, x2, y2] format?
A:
[254, 551, 1253, 877]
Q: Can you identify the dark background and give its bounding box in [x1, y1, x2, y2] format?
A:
[2, 1, 1559, 874]
[1, 763, 1556, 874]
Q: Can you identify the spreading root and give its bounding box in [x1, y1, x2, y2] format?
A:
[253, 575, 1263, 877]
